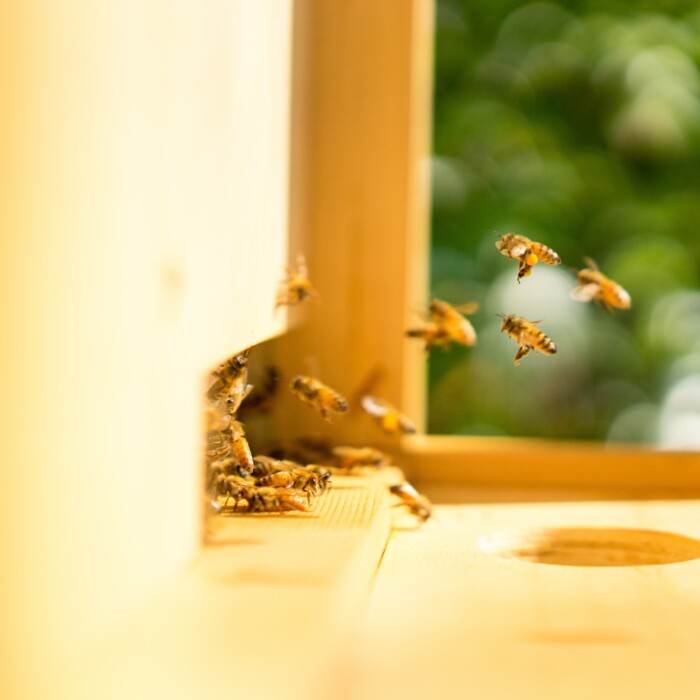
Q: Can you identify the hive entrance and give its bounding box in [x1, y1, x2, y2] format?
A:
[477, 526, 700, 567]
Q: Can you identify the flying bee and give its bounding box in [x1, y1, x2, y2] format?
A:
[332, 445, 390, 471]
[207, 349, 253, 418]
[407, 299, 478, 351]
[276, 255, 318, 308]
[498, 313, 557, 366]
[495, 232, 561, 283]
[390, 482, 432, 522]
[571, 257, 631, 312]
[290, 375, 348, 422]
[360, 396, 417, 435]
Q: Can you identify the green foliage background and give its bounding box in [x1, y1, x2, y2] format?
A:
[429, 0, 700, 443]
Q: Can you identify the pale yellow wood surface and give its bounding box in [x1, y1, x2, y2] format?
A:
[346, 499, 700, 700]
[270, 0, 433, 448]
[27, 473, 392, 700]
[404, 435, 700, 491]
[0, 3, 295, 697]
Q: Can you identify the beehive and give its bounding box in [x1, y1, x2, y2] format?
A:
[3, 2, 700, 699]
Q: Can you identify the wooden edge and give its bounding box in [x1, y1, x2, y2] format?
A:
[400, 434, 700, 491]
[48, 472, 395, 700]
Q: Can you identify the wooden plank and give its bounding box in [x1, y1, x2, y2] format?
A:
[0, 3, 295, 697]
[403, 435, 700, 491]
[346, 499, 700, 699]
[270, 0, 433, 447]
[23, 473, 393, 700]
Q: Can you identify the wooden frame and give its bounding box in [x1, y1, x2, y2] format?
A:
[6, 1, 700, 697]
[271, 0, 700, 493]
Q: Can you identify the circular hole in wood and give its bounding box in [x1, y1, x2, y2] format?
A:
[477, 527, 700, 567]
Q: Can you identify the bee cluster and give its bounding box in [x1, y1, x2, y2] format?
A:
[407, 232, 631, 365]
[206, 237, 629, 522]
[204, 257, 430, 523]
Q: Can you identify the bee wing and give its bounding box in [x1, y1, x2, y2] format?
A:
[361, 395, 390, 417]
[398, 415, 417, 434]
[452, 301, 479, 315]
[571, 283, 600, 302]
[509, 243, 529, 257]
[295, 254, 308, 276]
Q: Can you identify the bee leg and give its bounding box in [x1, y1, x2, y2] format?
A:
[514, 346, 530, 365]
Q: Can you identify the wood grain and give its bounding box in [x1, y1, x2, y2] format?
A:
[346, 499, 700, 700]
[270, 0, 433, 448]
[36, 473, 393, 700]
[403, 434, 700, 491]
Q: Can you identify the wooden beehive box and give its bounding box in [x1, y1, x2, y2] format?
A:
[3, 2, 700, 699]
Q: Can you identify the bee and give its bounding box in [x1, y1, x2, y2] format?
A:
[360, 396, 416, 435]
[571, 257, 631, 312]
[276, 255, 318, 307]
[308, 466, 332, 492]
[390, 482, 432, 522]
[250, 455, 287, 479]
[495, 232, 561, 282]
[207, 349, 253, 417]
[210, 473, 256, 509]
[243, 487, 312, 513]
[498, 313, 557, 365]
[255, 470, 296, 489]
[236, 365, 281, 419]
[207, 454, 251, 493]
[332, 445, 390, 471]
[406, 299, 478, 351]
[206, 427, 234, 468]
[257, 466, 324, 496]
[229, 420, 254, 476]
[290, 375, 348, 422]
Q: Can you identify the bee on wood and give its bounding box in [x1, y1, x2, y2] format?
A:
[407, 299, 478, 351]
[210, 473, 256, 509]
[390, 482, 432, 522]
[308, 466, 332, 492]
[257, 466, 325, 496]
[255, 470, 296, 489]
[332, 445, 390, 471]
[207, 349, 253, 418]
[250, 455, 286, 479]
[495, 232, 561, 283]
[360, 396, 416, 435]
[290, 375, 348, 422]
[498, 313, 557, 366]
[276, 255, 318, 308]
[571, 257, 631, 312]
[242, 487, 312, 513]
[229, 420, 255, 476]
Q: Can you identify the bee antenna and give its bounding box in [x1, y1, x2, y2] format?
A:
[495, 313, 506, 318]
[493, 230, 503, 238]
